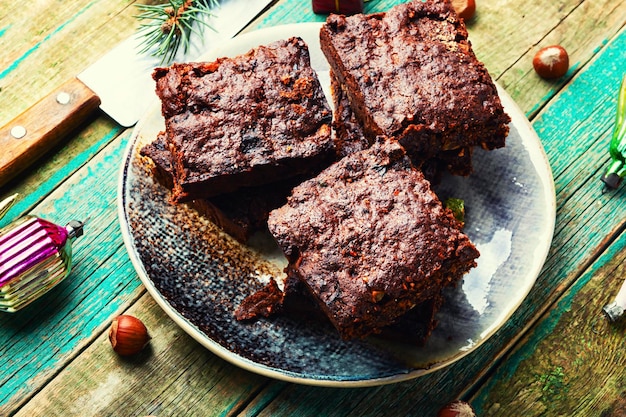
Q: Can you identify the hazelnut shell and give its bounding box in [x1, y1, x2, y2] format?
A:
[437, 401, 477, 417]
[109, 314, 151, 356]
[533, 45, 569, 79]
[451, 0, 476, 21]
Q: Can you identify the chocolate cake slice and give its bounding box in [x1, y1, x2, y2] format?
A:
[140, 134, 297, 243]
[267, 138, 479, 339]
[320, 0, 510, 173]
[153, 36, 335, 202]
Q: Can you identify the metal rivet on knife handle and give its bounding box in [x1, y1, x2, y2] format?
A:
[10, 126, 27, 139]
[0, 78, 101, 187]
[56, 92, 71, 105]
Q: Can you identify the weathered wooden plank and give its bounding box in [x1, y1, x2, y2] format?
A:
[472, 225, 626, 416]
[466, 0, 626, 115]
[0, 121, 124, 228]
[0, 0, 139, 127]
[0, 132, 144, 413]
[11, 294, 271, 417]
[0, 0, 140, 224]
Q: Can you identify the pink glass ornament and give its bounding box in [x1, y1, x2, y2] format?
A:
[0, 215, 84, 312]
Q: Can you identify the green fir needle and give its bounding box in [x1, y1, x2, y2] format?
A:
[136, 0, 219, 65]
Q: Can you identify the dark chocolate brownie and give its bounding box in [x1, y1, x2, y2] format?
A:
[235, 273, 328, 322]
[320, 0, 510, 169]
[330, 70, 473, 182]
[235, 267, 444, 346]
[139, 133, 176, 189]
[140, 134, 296, 243]
[267, 138, 479, 339]
[234, 269, 445, 341]
[234, 277, 285, 321]
[153, 37, 335, 202]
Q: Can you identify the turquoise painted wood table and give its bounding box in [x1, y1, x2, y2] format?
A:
[1, 0, 625, 415]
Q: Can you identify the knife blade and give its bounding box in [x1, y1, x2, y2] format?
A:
[0, 0, 272, 187]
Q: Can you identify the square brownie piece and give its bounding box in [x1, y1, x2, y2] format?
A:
[320, 0, 510, 169]
[153, 37, 335, 202]
[267, 138, 479, 339]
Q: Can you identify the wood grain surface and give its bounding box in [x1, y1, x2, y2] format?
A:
[0, 0, 625, 416]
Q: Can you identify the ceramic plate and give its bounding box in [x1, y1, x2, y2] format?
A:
[118, 23, 556, 387]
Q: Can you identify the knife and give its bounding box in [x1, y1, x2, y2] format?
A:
[0, 0, 272, 187]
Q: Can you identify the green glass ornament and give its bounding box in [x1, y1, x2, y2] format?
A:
[601, 75, 626, 189]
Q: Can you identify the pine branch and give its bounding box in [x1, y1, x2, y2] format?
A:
[136, 0, 220, 65]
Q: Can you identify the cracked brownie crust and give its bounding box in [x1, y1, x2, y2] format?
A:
[320, 0, 510, 170]
[153, 37, 335, 202]
[268, 139, 479, 339]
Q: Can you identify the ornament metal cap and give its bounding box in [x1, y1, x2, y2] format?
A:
[67, 220, 85, 239]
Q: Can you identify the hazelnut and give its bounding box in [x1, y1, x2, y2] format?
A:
[533, 45, 569, 79]
[451, 0, 476, 21]
[437, 401, 477, 417]
[109, 315, 151, 356]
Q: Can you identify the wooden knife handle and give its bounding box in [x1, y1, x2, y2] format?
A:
[0, 78, 101, 187]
